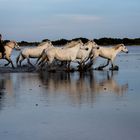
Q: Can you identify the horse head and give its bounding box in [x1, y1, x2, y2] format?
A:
[115, 44, 129, 53]
[6, 41, 20, 50]
[13, 41, 20, 50]
[120, 44, 129, 53]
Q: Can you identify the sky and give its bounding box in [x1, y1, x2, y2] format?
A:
[0, 0, 140, 41]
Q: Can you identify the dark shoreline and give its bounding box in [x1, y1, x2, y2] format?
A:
[3, 37, 140, 46]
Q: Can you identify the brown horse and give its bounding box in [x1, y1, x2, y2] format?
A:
[0, 41, 20, 68]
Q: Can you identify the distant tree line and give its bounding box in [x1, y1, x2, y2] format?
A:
[3, 37, 140, 46]
[94, 38, 140, 46]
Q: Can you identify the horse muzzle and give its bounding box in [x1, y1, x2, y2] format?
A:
[15, 46, 21, 50]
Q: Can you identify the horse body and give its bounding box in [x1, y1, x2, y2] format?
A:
[16, 41, 53, 66]
[21, 47, 47, 58]
[37, 40, 83, 65]
[40, 40, 84, 70]
[49, 44, 81, 62]
[0, 41, 20, 68]
[92, 44, 128, 70]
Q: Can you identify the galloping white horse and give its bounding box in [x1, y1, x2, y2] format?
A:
[38, 40, 85, 70]
[36, 40, 83, 66]
[0, 41, 20, 68]
[16, 41, 53, 66]
[92, 44, 129, 70]
[75, 40, 98, 69]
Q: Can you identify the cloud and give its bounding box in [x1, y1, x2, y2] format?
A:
[34, 14, 102, 40]
[55, 14, 101, 22]
[39, 14, 102, 29]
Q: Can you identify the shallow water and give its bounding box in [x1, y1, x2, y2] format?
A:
[0, 46, 140, 140]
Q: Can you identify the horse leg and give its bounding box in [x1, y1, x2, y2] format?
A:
[109, 60, 119, 71]
[96, 59, 110, 70]
[77, 61, 82, 71]
[16, 54, 21, 66]
[102, 59, 110, 68]
[38, 55, 47, 66]
[35, 49, 46, 65]
[39, 57, 48, 68]
[17, 54, 25, 67]
[4, 61, 10, 66]
[84, 59, 94, 70]
[66, 61, 71, 72]
[36, 54, 43, 65]
[5, 58, 15, 68]
[27, 58, 34, 67]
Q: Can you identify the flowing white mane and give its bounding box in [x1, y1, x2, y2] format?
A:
[114, 44, 124, 50]
[64, 40, 82, 48]
[38, 41, 51, 47]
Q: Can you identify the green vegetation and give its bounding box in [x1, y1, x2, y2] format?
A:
[3, 37, 140, 46]
[94, 38, 140, 46]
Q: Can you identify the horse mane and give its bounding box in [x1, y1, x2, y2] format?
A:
[64, 40, 82, 48]
[84, 40, 94, 45]
[6, 40, 14, 46]
[6, 42, 11, 46]
[38, 41, 51, 47]
[114, 44, 124, 50]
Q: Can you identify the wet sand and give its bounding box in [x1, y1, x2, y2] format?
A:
[0, 46, 140, 140]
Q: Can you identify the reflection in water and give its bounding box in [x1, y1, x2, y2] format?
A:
[90, 71, 128, 96]
[0, 71, 128, 109]
[0, 74, 15, 110]
[39, 71, 128, 105]
[0, 79, 5, 110]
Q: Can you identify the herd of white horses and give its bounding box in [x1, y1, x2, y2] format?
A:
[0, 40, 129, 71]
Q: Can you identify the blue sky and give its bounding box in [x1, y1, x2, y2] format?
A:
[0, 0, 140, 41]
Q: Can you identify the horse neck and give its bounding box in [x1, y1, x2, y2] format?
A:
[65, 42, 78, 48]
[6, 43, 14, 49]
[114, 47, 122, 55]
[70, 44, 81, 53]
[87, 43, 94, 52]
[5, 45, 13, 53]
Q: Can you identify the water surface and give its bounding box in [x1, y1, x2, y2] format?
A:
[0, 46, 140, 140]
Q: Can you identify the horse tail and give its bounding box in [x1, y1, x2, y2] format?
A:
[38, 51, 48, 66]
[39, 54, 49, 67]
[36, 49, 46, 65]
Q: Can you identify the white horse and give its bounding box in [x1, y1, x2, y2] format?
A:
[16, 41, 53, 66]
[0, 41, 20, 68]
[36, 40, 83, 66]
[92, 44, 129, 70]
[38, 40, 85, 70]
[75, 40, 98, 69]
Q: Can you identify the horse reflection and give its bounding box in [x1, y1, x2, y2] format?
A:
[39, 71, 128, 105]
[89, 71, 128, 96]
[0, 74, 15, 110]
[0, 79, 5, 110]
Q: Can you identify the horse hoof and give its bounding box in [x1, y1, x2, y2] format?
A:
[109, 65, 119, 71]
[94, 67, 103, 71]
